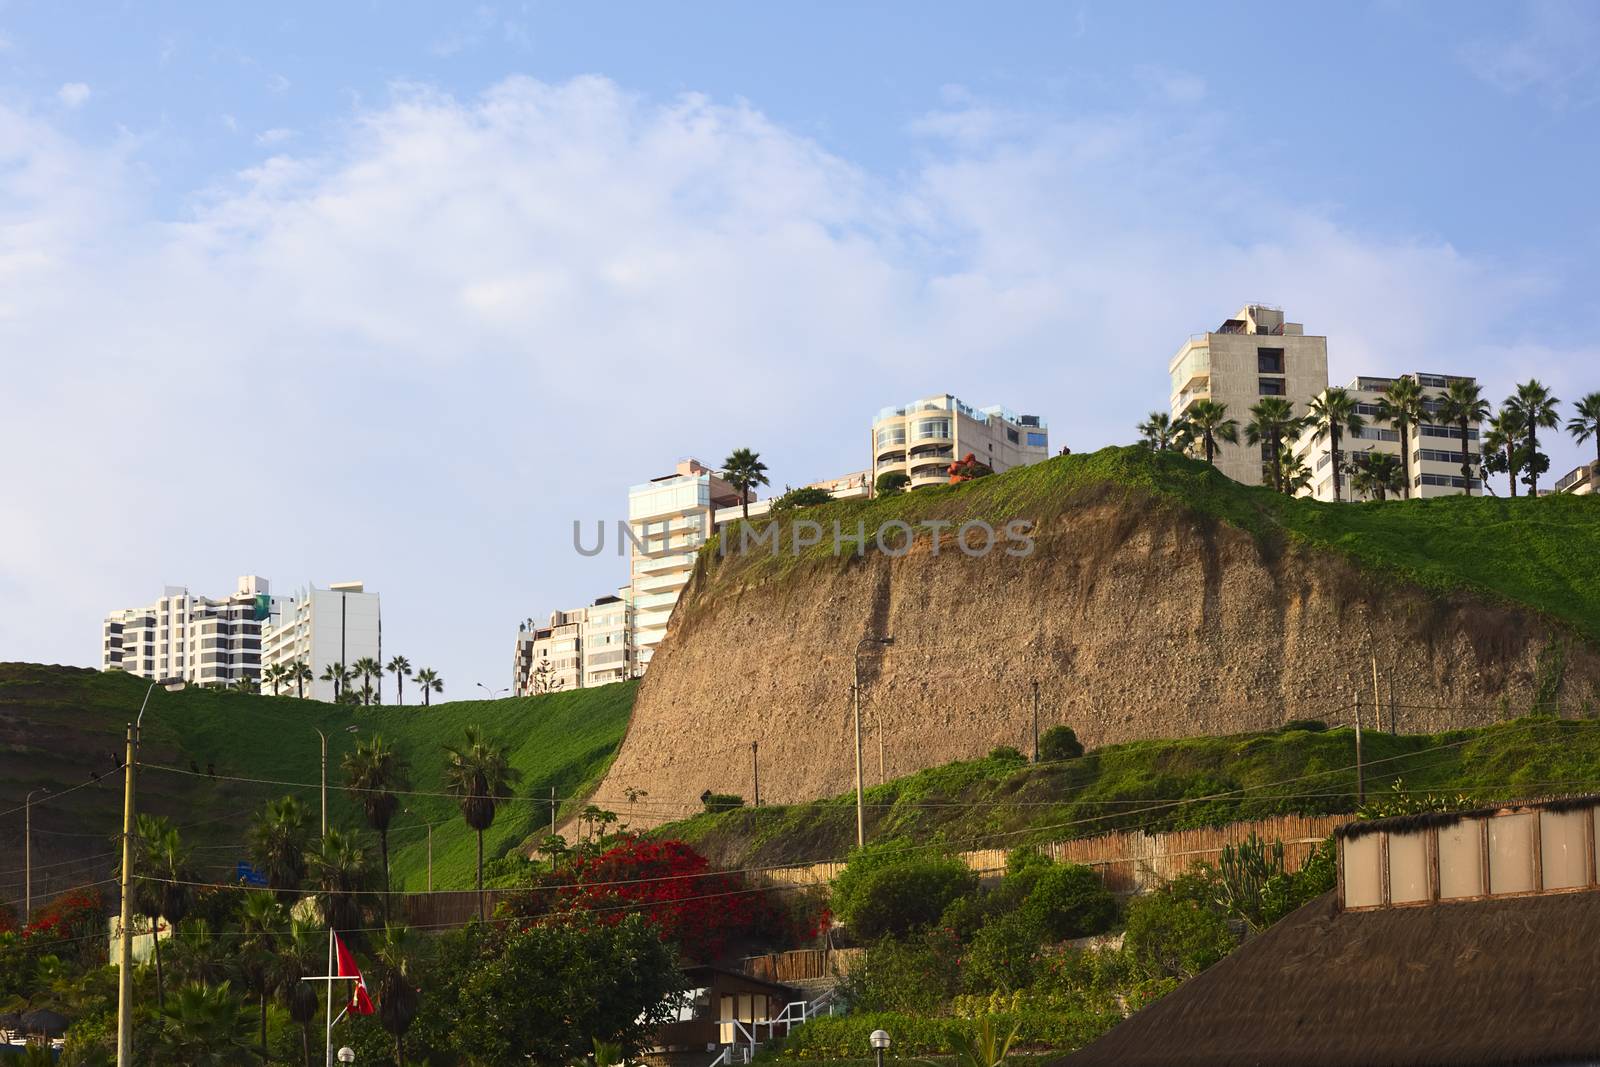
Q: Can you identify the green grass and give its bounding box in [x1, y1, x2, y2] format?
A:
[656, 713, 1600, 869]
[0, 663, 635, 903]
[692, 446, 1600, 643]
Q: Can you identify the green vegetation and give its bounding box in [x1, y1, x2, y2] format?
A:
[694, 445, 1600, 643]
[659, 713, 1600, 869]
[0, 663, 636, 898]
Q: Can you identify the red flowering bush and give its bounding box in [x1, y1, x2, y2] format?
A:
[24, 888, 106, 943]
[554, 839, 773, 962]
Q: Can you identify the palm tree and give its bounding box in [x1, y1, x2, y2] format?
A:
[1277, 448, 1314, 497]
[1136, 411, 1191, 453]
[352, 656, 383, 706]
[129, 814, 193, 1010]
[320, 662, 350, 701]
[414, 668, 443, 707]
[1183, 399, 1239, 468]
[1566, 391, 1600, 470]
[248, 794, 312, 903]
[721, 447, 770, 520]
[151, 982, 257, 1067]
[1483, 407, 1526, 496]
[442, 726, 523, 919]
[374, 925, 423, 1067]
[1376, 377, 1427, 500]
[1436, 379, 1492, 495]
[292, 661, 313, 700]
[1305, 388, 1365, 501]
[309, 828, 373, 937]
[263, 663, 286, 696]
[1505, 379, 1561, 494]
[1245, 397, 1301, 493]
[236, 891, 286, 1059]
[343, 735, 411, 916]
[387, 655, 413, 705]
[1349, 452, 1405, 501]
[280, 921, 323, 1067]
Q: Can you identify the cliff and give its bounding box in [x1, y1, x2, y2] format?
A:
[594, 448, 1600, 824]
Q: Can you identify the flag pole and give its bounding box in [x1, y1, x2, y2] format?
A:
[325, 927, 335, 1067]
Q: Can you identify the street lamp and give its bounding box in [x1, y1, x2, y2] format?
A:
[852, 635, 894, 849]
[24, 788, 45, 918]
[314, 725, 361, 838]
[476, 682, 507, 700]
[870, 1028, 891, 1067]
[405, 806, 437, 893]
[117, 677, 186, 1067]
[338, 1048, 356, 1064]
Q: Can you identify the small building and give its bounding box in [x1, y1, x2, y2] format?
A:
[1553, 460, 1597, 496]
[1063, 794, 1600, 1067]
[644, 966, 802, 1067]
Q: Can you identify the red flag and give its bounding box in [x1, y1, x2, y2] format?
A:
[334, 933, 375, 1016]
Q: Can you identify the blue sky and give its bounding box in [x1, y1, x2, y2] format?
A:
[3, 2, 1598, 693]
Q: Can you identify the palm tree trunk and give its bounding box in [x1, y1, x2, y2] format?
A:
[396, 1035, 406, 1067]
[1331, 426, 1342, 501]
[302, 1024, 310, 1067]
[1400, 425, 1412, 499]
[1204, 433, 1215, 466]
[1460, 416, 1472, 493]
[260, 995, 268, 1060]
[1529, 427, 1540, 494]
[477, 830, 486, 921]
[380, 830, 391, 922]
[397, 677, 404, 706]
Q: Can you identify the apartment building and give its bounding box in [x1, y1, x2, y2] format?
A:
[260, 581, 381, 701]
[1291, 373, 1483, 501]
[1554, 461, 1597, 496]
[628, 459, 747, 672]
[872, 394, 1048, 489]
[512, 591, 634, 695]
[709, 469, 872, 524]
[103, 575, 279, 688]
[1169, 304, 1329, 487]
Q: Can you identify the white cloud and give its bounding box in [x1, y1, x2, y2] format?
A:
[1460, 0, 1600, 107]
[255, 127, 297, 145]
[56, 82, 91, 109]
[0, 74, 1594, 691]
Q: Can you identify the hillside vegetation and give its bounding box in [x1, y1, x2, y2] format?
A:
[657, 714, 1600, 869]
[699, 446, 1600, 641]
[0, 663, 634, 903]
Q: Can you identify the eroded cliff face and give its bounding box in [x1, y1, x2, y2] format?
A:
[593, 491, 1600, 824]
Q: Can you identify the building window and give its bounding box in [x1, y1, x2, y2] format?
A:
[1258, 378, 1286, 396]
[914, 418, 951, 440]
[1006, 427, 1019, 444]
[1257, 348, 1285, 373]
[1026, 431, 1047, 447]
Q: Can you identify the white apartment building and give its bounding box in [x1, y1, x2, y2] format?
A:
[261, 581, 382, 701]
[1291, 373, 1483, 501]
[871, 395, 1048, 489]
[512, 591, 633, 695]
[103, 576, 279, 688]
[1554, 461, 1597, 496]
[1170, 305, 1329, 487]
[627, 459, 747, 672]
[709, 470, 873, 524]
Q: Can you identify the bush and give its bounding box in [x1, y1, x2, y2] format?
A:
[988, 745, 1026, 763]
[841, 927, 962, 1013]
[1023, 864, 1117, 941]
[1038, 726, 1084, 762]
[700, 792, 744, 813]
[776, 1009, 1117, 1058]
[832, 846, 978, 941]
[771, 487, 833, 512]
[962, 909, 1045, 993]
[1123, 872, 1238, 980]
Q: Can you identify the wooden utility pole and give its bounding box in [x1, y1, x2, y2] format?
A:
[1354, 701, 1365, 806]
[1031, 680, 1041, 762]
[115, 723, 137, 1067]
[852, 671, 865, 849]
[550, 786, 557, 836]
[1371, 650, 1383, 739]
[752, 741, 761, 807]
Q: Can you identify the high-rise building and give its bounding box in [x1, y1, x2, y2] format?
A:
[261, 581, 381, 701]
[871, 394, 1048, 489]
[103, 576, 278, 688]
[627, 459, 747, 672]
[1290, 373, 1484, 501]
[512, 590, 634, 695]
[1169, 305, 1329, 487]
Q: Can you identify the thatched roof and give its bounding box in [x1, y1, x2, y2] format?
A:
[1061, 888, 1600, 1067]
[1337, 792, 1600, 841]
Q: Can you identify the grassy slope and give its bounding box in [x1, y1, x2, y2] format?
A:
[658, 714, 1600, 869]
[0, 664, 634, 899]
[696, 446, 1600, 643]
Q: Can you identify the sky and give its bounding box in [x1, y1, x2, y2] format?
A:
[3, 1, 1599, 696]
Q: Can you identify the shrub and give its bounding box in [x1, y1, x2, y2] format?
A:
[1023, 864, 1117, 941]
[841, 927, 963, 1013]
[700, 791, 744, 813]
[1123, 872, 1238, 980]
[874, 471, 910, 496]
[1038, 726, 1084, 762]
[771, 487, 833, 512]
[988, 745, 1025, 764]
[776, 1009, 1117, 1058]
[962, 909, 1045, 993]
[832, 846, 978, 941]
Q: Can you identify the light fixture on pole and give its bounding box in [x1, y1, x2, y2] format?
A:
[116, 677, 186, 1067]
[405, 807, 437, 893]
[314, 725, 360, 838]
[870, 1028, 891, 1067]
[476, 682, 507, 700]
[852, 635, 893, 849]
[338, 1049, 356, 1064]
[24, 788, 45, 919]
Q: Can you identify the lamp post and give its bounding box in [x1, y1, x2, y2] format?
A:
[476, 682, 507, 700]
[24, 788, 44, 918]
[406, 807, 437, 892]
[338, 1048, 356, 1064]
[313, 725, 361, 839]
[870, 1028, 891, 1067]
[852, 635, 894, 849]
[117, 677, 186, 1067]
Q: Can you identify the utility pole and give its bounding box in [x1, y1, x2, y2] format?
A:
[1371, 649, 1383, 739]
[25, 789, 43, 918]
[115, 722, 137, 1067]
[852, 669, 865, 850]
[315, 728, 329, 838]
[752, 741, 761, 807]
[1354, 701, 1365, 806]
[550, 786, 556, 836]
[876, 718, 885, 785]
[1031, 680, 1040, 762]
